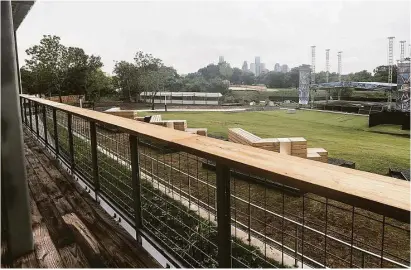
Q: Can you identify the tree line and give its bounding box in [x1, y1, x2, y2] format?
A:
[21, 35, 399, 105]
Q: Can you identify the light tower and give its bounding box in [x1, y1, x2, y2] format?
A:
[311, 46, 316, 84]
[337, 51, 342, 82]
[387, 37, 395, 109]
[400, 41, 406, 62]
[326, 49, 330, 83]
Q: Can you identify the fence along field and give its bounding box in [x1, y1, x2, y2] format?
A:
[24, 97, 409, 268]
[41, 107, 410, 268]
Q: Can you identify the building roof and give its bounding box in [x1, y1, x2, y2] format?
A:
[140, 92, 222, 97]
[315, 81, 397, 90]
[12, 1, 35, 31]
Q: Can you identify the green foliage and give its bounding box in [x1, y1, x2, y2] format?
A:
[21, 35, 109, 101]
[373, 65, 398, 83]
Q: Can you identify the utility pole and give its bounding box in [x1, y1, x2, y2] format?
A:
[337, 51, 342, 100]
[400, 40, 406, 62]
[310, 46, 316, 108]
[326, 49, 330, 103]
[387, 37, 395, 110]
[311, 46, 316, 84]
[326, 49, 330, 83]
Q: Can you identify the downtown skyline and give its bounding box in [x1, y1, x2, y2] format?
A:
[16, 1, 410, 76]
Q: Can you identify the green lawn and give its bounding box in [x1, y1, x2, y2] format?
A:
[146, 110, 410, 175]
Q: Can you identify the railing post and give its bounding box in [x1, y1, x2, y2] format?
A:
[216, 163, 231, 268]
[129, 134, 142, 244]
[34, 102, 39, 137]
[52, 108, 59, 157]
[20, 97, 24, 124]
[90, 121, 100, 201]
[67, 113, 75, 173]
[42, 105, 48, 146]
[28, 100, 33, 131]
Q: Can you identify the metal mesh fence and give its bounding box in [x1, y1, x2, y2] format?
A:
[22, 97, 410, 269]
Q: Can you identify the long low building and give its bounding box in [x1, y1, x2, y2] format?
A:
[140, 91, 222, 105]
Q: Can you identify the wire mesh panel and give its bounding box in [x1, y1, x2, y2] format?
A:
[55, 110, 70, 164]
[71, 115, 93, 184]
[45, 106, 55, 151]
[227, 167, 410, 268]
[137, 136, 219, 268]
[19, 97, 410, 269]
[96, 125, 133, 216]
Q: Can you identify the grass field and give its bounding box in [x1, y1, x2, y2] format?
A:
[229, 89, 387, 102]
[145, 110, 410, 175]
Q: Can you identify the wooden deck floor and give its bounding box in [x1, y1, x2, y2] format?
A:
[2, 130, 161, 268]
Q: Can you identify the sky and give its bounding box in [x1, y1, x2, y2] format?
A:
[17, 0, 410, 75]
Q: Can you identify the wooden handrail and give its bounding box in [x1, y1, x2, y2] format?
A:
[20, 95, 410, 222]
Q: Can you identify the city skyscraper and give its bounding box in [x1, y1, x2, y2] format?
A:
[255, 56, 261, 76]
[281, 64, 289, 73]
[250, 63, 256, 74]
[274, 63, 281, 72]
[242, 61, 248, 71]
[260, 63, 266, 71]
[218, 56, 224, 64]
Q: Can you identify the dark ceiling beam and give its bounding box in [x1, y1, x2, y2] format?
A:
[11, 1, 35, 31]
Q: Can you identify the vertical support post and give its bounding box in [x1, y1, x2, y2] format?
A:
[28, 100, 33, 131]
[42, 105, 48, 146]
[20, 97, 24, 124]
[1, 0, 33, 257]
[90, 121, 100, 201]
[67, 113, 75, 173]
[53, 108, 59, 157]
[216, 163, 231, 268]
[130, 134, 142, 243]
[34, 102, 39, 137]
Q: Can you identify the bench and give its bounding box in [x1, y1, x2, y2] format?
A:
[228, 128, 261, 145]
[149, 115, 162, 123]
[307, 148, 328, 163]
[104, 110, 138, 119]
[185, 128, 208, 136]
[289, 137, 307, 158]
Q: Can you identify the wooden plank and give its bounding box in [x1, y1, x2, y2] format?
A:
[58, 243, 89, 268]
[47, 161, 160, 268]
[21, 95, 411, 221]
[33, 223, 65, 268]
[61, 213, 105, 267]
[13, 252, 38, 268]
[29, 195, 64, 268]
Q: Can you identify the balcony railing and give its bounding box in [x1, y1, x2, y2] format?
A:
[20, 94, 410, 268]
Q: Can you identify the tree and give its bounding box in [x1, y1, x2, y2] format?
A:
[198, 64, 220, 80]
[218, 62, 233, 80]
[113, 61, 139, 102]
[373, 65, 397, 83]
[24, 35, 66, 100]
[86, 69, 115, 101]
[139, 66, 176, 109]
[230, 68, 243, 85]
[289, 67, 299, 88]
[23, 35, 104, 101]
[241, 71, 255, 85]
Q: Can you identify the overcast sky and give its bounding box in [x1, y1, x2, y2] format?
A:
[17, 0, 410, 75]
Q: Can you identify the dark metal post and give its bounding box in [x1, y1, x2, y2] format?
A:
[1, 0, 33, 258]
[67, 113, 75, 173]
[28, 100, 33, 131]
[20, 97, 24, 124]
[90, 122, 100, 201]
[34, 102, 39, 137]
[216, 163, 231, 268]
[42, 105, 48, 146]
[52, 108, 59, 156]
[130, 134, 142, 243]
